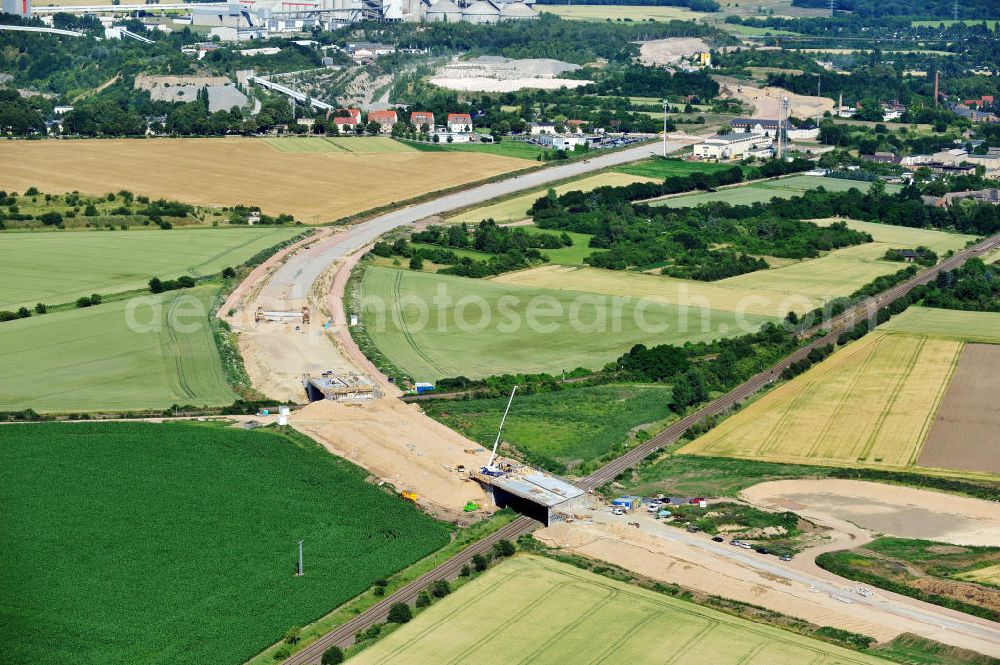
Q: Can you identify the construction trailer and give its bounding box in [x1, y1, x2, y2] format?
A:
[611, 496, 642, 512]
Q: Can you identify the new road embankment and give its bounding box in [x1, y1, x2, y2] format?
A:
[277, 221, 999, 663]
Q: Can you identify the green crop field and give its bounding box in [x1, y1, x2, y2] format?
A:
[350, 555, 891, 665]
[616, 158, 735, 180]
[423, 384, 674, 473]
[0, 286, 237, 412]
[359, 266, 774, 381]
[446, 172, 655, 225]
[880, 307, 1000, 344]
[408, 140, 551, 161]
[0, 227, 300, 310]
[0, 421, 450, 665]
[533, 230, 596, 266]
[652, 175, 900, 208]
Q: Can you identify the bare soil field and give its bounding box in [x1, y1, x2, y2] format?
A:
[741, 480, 1000, 547]
[919, 344, 1000, 475]
[638, 38, 711, 66]
[290, 399, 492, 522]
[430, 56, 591, 93]
[0, 138, 530, 223]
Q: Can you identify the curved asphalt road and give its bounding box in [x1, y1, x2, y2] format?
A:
[263, 140, 693, 303]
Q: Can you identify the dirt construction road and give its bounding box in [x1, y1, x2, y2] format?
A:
[539, 481, 1000, 657]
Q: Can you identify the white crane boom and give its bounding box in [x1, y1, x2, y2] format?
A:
[485, 385, 517, 470]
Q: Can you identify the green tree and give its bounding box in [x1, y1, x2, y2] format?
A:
[283, 626, 301, 645]
[34, 303, 46, 315]
[409, 256, 424, 271]
[387, 602, 412, 623]
[321, 646, 345, 664]
[472, 553, 490, 572]
[492, 539, 516, 558]
[430, 579, 451, 598]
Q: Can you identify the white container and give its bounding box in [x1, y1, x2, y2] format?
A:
[278, 405, 290, 416]
[278, 414, 288, 426]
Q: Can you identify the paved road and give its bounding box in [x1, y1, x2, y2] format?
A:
[263, 140, 693, 303]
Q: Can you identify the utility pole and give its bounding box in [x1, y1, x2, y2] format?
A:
[828, 0, 835, 17]
[952, 0, 958, 21]
[296, 540, 304, 576]
[662, 98, 669, 157]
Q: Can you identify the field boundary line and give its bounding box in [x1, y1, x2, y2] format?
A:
[510, 584, 620, 665]
[389, 271, 445, 376]
[755, 377, 820, 456]
[186, 233, 266, 277]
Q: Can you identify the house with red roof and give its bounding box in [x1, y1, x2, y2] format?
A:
[410, 111, 435, 129]
[447, 113, 473, 133]
[368, 109, 398, 128]
[332, 115, 360, 132]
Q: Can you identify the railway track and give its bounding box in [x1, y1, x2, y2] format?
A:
[282, 516, 539, 665]
[280, 232, 1000, 664]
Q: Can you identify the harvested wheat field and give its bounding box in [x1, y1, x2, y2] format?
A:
[918, 343, 1000, 475]
[289, 398, 492, 521]
[0, 138, 530, 224]
[680, 332, 964, 472]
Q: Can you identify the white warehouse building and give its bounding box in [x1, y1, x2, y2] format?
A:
[693, 133, 773, 161]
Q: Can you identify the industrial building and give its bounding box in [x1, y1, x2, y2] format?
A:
[2, 0, 30, 16]
[693, 133, 773, 161]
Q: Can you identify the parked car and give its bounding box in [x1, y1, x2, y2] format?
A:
[711, 536, 724, 542]
[780, 554, 793, 561]
[686, 524, 700, 533]
[688, 497, 706, 504]
[755, 546, 770, 555]
[730, 539, 742, 546]
[612, 507, 624, 516]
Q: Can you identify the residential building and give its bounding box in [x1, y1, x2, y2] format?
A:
[446, 113, 473, 133]
[367, 110, 398, 128]
[941, 188, 1000, 206]
[332, 114, 360, 132]
[926, 162, 977, 176]
[410, 111, 434, 130]
[692, 133, 773, 161]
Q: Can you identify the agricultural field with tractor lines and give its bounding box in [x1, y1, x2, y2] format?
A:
[0, 227, 301, 310]
[358, 265, 775, 381]
[350, 555, 895, 665]
[651, 176, 901, 208]
[0, 422, 451, 665]
[679, 331, 965, 473]
[0, 286, 237, 412]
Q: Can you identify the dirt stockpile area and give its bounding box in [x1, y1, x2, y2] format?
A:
[638, 38, 710, 66]
[919, 343, 1000, 474]
[741, 480, 1000, 547]
[291, 398, 492, 522]
[715, 76, 834, 119]
[134, 74, 248, 113]
[429, 56, 592, 92]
